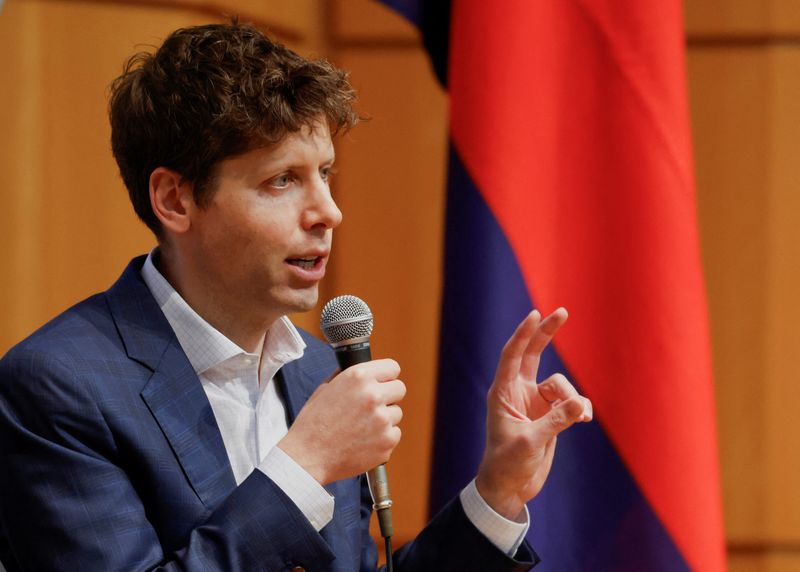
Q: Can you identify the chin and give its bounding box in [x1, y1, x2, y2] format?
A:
[284, 288, 320, 315]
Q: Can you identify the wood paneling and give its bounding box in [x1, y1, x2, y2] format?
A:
[688, 1, 800, 568]
[331, 0, 418, 44]
[730, 550, 800, 572]
[689, 46, 771, 542]
[0, 1, 46, 355]
[763, 47, 800, 542]
[686, 0, 800, 36]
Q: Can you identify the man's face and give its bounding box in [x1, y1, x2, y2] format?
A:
[187, 120, 341, 327]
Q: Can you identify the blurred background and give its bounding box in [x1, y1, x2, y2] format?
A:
[0, 1, 798, 570]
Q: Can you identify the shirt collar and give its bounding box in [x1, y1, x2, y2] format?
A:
[141, 250, 306, 377]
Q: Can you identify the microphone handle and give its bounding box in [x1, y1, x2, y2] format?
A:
[367, 465, 394, 537]
[333, 340, 372, 369]
[333, 340, 394, 539]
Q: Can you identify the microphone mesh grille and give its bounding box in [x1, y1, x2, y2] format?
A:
[320, 295, 373, 344]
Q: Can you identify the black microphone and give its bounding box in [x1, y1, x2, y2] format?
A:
[320, 295, 394, 540]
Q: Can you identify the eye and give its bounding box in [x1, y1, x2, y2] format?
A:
[268, 173, 293, 189]
[320, 166, 338, 183]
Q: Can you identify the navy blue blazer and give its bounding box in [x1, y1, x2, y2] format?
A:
[0, 256, 537, 571]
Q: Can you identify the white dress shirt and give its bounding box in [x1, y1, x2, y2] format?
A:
[141, 251, 528, 555]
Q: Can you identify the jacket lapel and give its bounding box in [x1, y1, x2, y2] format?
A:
[140, 345, 237, 508]
[275, 334, 338, 425]
[106, 256, 236, 508]
[275, 358, 316, 425]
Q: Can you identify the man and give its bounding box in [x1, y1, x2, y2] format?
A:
[0, 22, 591, 571]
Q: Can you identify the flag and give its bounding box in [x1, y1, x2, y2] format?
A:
[380, 1, 727, 570]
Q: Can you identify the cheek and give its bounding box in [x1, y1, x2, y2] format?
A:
[198, 200, 297, 267]
[211, 209, 263, 249]
[236, 226, 294, 275]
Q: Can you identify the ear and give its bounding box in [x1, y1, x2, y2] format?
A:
[149, 167, 194, 235]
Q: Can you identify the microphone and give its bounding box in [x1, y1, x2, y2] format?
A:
[320, 295, 394, 540]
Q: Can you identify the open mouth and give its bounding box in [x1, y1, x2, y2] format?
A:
[286, 257, 320, 270]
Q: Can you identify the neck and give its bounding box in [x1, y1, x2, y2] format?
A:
[154, 247, 274, 353]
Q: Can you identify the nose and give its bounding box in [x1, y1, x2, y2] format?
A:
[302, 176, 342, 231]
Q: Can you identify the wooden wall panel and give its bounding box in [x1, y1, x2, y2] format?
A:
[331, 0, 417, 43]
[688, 46, 770, 542]
[686, 0, 800, 35]
[730, 551, 800, 572]
[0, 1, 46, 356]
[688, 1, 800, 567]
[763, 47, 800, 542]
[770, 3, 800, 33]
[686, 0, 770, 35]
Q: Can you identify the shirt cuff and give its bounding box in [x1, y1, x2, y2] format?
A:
[459, 479, 530, 557]
[259, 446, 335, 532]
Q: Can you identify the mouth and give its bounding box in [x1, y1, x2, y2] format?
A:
[286, 257, 322, 269]
[285, 252, 329, 281]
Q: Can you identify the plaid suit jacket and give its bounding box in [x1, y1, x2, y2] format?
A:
[0, 257, 537, 571]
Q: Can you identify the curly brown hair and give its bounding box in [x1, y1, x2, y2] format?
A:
[109, 21, 360, 237]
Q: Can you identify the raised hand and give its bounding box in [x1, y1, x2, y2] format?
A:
[476, 308, 593, 520]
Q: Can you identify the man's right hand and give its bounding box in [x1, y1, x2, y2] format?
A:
[277, 358, 405, 485]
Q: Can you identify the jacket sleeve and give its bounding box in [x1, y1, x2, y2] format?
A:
[0, 351, 338, 572]
[355, 469, 540, 571]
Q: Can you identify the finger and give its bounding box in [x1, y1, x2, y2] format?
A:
[384, 404, 403, 426]
[581, 396, 593, 422]
[387, 426, 402, 451]
[494, 310, 541, 385]
[537, 373, 580, 404]
[519, 307, 568, 379]
[377, 379, 407, 404]
[535, 396, 586, 439]
[347, 358, 401, 382]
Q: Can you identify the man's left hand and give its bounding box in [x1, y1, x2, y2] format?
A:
[475, 308, 593, 520]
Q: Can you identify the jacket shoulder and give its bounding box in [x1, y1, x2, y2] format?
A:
[2, 293, 117, 367]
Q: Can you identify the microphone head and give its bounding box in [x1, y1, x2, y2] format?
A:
[320, 295, 374, 345]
